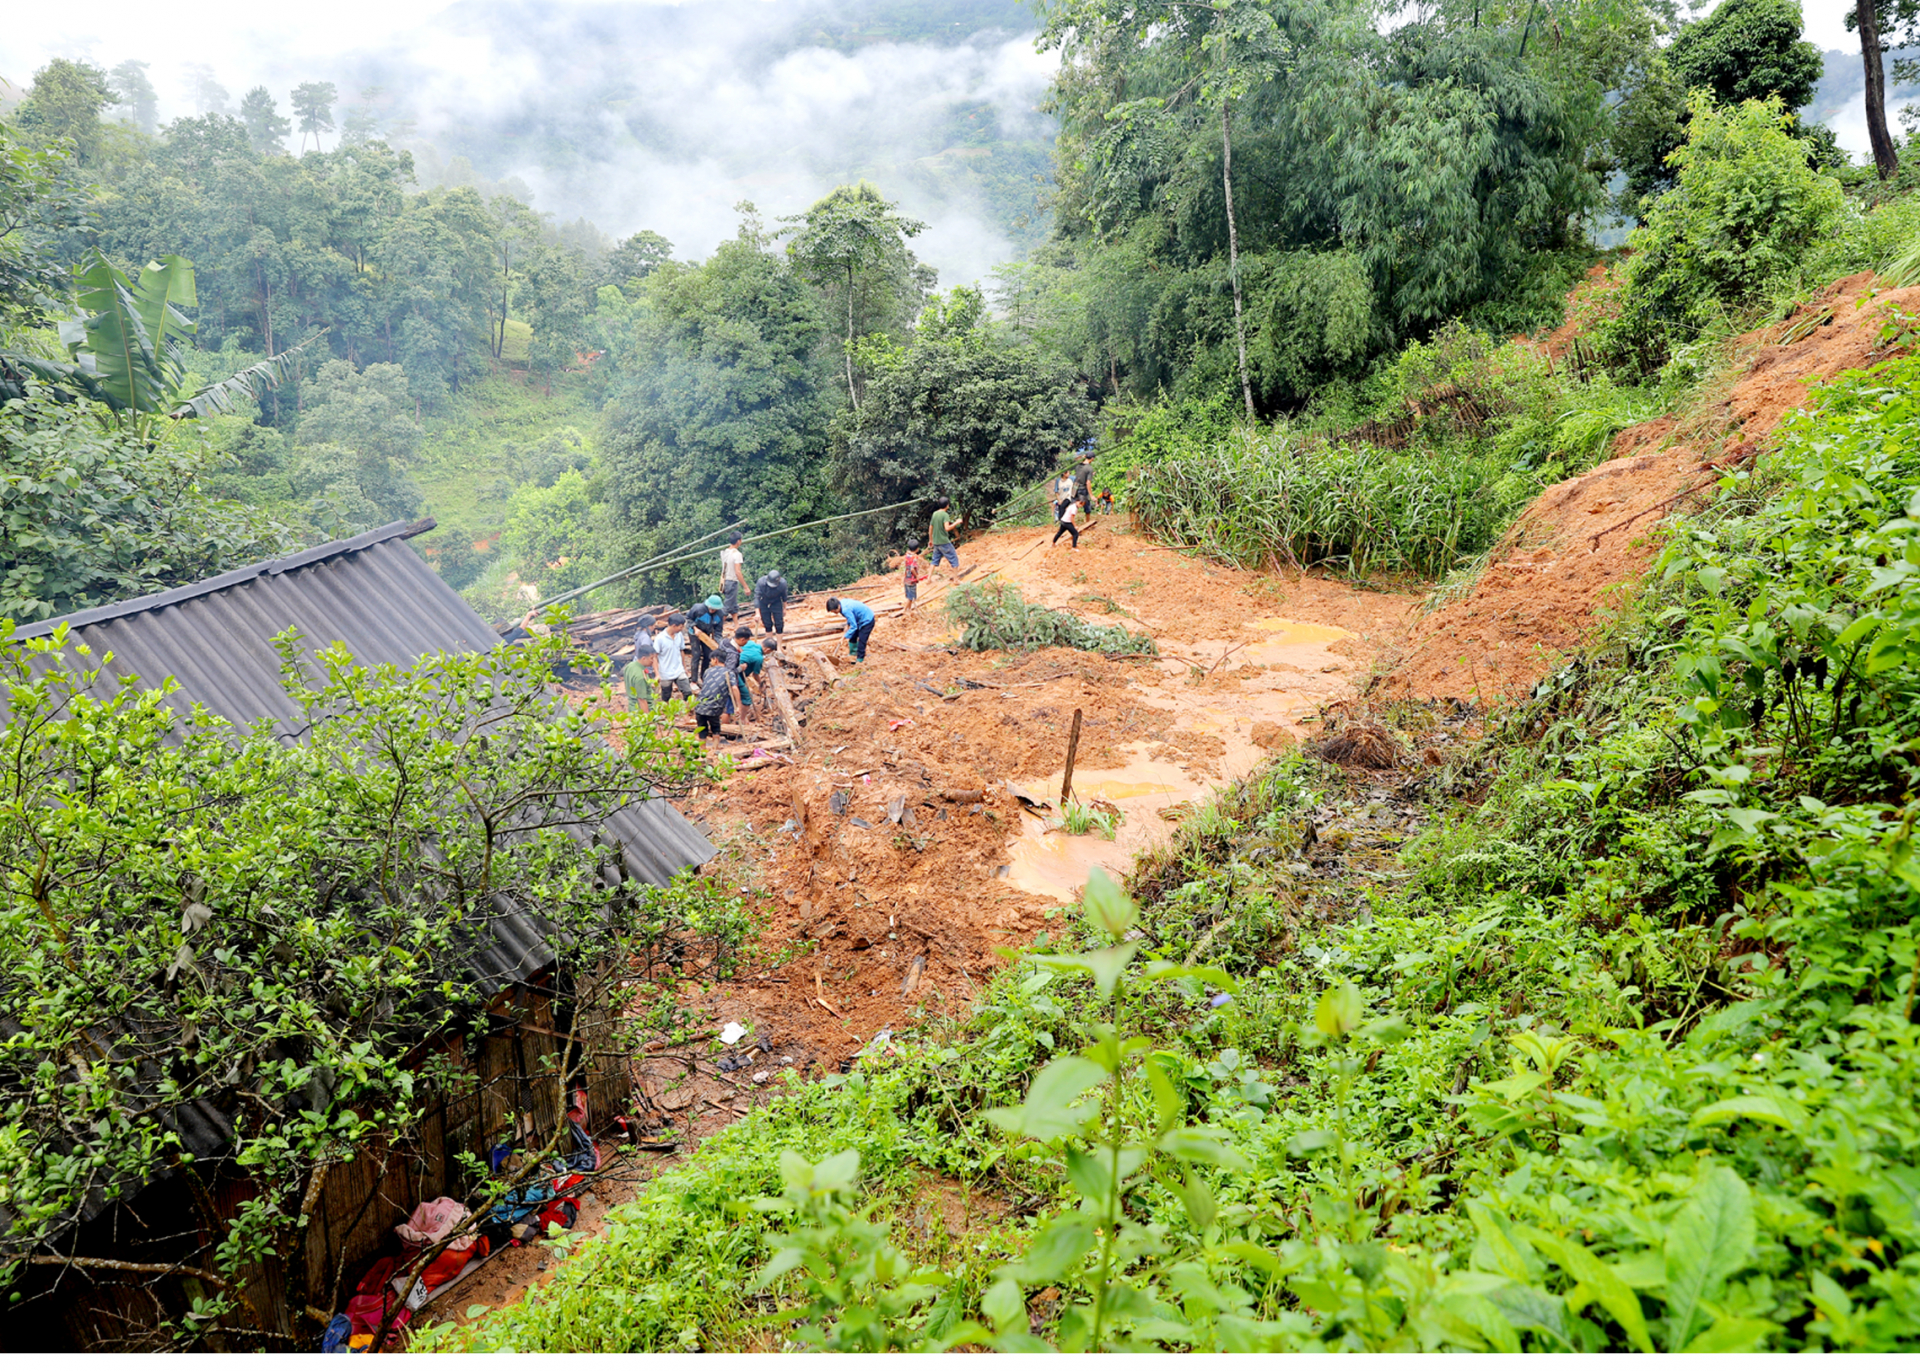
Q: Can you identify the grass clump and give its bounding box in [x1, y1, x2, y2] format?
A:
[947, 580, 1155, 656]
[1056, 799, 1121, 840]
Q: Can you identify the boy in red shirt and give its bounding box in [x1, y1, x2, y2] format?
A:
[903, 538, 929, 613]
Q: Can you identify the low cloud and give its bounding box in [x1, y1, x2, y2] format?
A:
[3, 0, 1059, 285]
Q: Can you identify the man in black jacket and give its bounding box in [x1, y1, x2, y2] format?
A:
[688, 595, 726, 680]
[755, 569, 790, 634]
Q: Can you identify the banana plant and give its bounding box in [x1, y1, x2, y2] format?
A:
[4, 250, 323, 428]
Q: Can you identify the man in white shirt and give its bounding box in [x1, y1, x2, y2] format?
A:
[652, 612, 693, 701]
[719, 533, 747, 622]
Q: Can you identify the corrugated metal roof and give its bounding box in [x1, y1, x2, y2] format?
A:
[9, 519, 718, 981]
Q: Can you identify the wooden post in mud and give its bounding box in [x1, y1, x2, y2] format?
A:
[1061, 708, 1084, 805]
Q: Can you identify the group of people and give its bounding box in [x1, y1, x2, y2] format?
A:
[620, 534, 790, 742]
[617, 474, 1095, 741]
[1051, 451, 1109, 548]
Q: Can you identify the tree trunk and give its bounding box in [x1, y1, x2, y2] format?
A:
[1860, 0, 1899, 181]
[1222, 98, 1255, 424]
[845, 264, 858, 406]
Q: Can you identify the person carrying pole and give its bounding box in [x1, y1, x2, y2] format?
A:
[825, 596, 876, 664]
[688, 595, 726, 679]
[927, 496, 964, 577]
[719, 532, 747, 622]
[731, 624, 764, 721]
[755, 569, 789, 634]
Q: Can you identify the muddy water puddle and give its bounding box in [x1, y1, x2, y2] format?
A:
[1002, 750, 1197, 901]
[1002, 613, 1356, 902]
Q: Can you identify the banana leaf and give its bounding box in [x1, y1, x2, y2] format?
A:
[171, 331, 327, 418]
[59, 252, 188, 413]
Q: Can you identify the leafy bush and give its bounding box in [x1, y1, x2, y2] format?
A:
[946, 580, 1155, 656]
[0, 628, 713, 1346]
[0, 387, 295, 620]
[1597, 96, 1846, 375]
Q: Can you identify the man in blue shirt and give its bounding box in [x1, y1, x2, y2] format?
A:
[825, 596, 875, 664]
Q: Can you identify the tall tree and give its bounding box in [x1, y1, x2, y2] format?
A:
[1667, 0, 1822, 109]
[16, 60, 116, 165]
[184, 63, 230, 116]
[484, 194, 545, 360]
[781, 184, 930, 406]
[1858, 0, 1898, 180]
[1849, 0, 1918, 180]
[600, 210, 843, 600]
[108, 60, 158, 135]
[238, 86, 291, 155]
[290, 80, 338, 154]
[830, 286, 1094, 548]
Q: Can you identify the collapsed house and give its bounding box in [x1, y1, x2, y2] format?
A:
[0, 519, 715, 1351]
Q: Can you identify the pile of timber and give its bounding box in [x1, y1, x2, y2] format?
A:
[554, 595, 818, 658]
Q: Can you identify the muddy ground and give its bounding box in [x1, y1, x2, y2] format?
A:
[425, 273, 1920, 1329]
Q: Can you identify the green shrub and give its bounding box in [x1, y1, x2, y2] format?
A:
[1598, 95, 1846, 375]
[946, 580, 1156, 656]
[1127, 427, 1531, 578]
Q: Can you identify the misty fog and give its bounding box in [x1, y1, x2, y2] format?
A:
[2, 0, 1059, 286]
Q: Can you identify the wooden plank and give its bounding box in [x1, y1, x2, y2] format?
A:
[807, 649, 840, 685]
[765, 659, 804, 746]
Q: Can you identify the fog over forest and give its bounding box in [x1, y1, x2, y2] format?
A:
[0, 0, 1058, 286]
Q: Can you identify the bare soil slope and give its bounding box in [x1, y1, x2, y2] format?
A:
[1378, 274, 1920, 703]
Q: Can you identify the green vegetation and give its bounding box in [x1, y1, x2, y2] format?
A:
[0, 628, 721, 1344]
[1057, 799, 1121, 841]
[946, 580, 1156, 656]
[432, 351, 1920, 1352]
[12, 0, 1920, 1353]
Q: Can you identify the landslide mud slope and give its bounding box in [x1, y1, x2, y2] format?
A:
[1379, 273, 1920, 703]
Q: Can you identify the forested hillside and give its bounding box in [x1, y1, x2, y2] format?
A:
[7, 0, 1920, 1354]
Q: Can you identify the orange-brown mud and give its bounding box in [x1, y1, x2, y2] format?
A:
[660, 519, 1415, 1082]
[1378, 273, 1920, 704]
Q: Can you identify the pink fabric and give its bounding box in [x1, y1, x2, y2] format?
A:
[394, 1196, 475, 1252]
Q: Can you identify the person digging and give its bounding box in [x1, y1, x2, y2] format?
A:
[826, 596, 875, 665]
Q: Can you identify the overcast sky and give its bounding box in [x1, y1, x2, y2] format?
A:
[0, 0, 1057, 286]
[0, 0, 1900, 273]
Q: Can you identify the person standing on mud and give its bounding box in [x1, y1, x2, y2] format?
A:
[688, 595, 726, 680]
[719, 533, 747, 622]
[755, 569, 789, 634]
[692, 658, 742, 740]
[1073, 450, 1094, 513]
[652, 612, 693, 702]
[903, 538, 928, 614]
[1053, 493, 1082, 549]
[1053, 468, 1075, 522]
[826, 596, 876, 664]
[927, 497, 964, 576]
